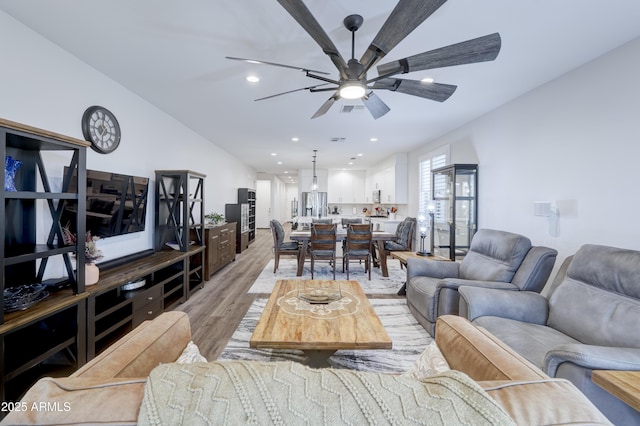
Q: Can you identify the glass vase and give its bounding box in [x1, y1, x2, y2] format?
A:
[4, 155, 22, 192]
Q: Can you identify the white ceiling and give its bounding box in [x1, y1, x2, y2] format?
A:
[2, 0, 640, 184]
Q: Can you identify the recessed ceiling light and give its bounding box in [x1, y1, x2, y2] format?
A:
[271, 153, 277, 156]
[370, 138, 378, 142]
[291, 137, 299, 142]
[246, 75, 260, 83]
[277, 161, 283, 165]
[284, 171, 289, 174]
[348, 162, 354, 165]
[421, 77, 434, 83]
[357, 153, 364, 157]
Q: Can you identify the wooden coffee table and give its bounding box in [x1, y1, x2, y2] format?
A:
[250, 279, 392, 367]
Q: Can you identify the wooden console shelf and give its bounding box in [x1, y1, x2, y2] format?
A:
[85, 246, 204, 359]
[0, 291, 87, 401]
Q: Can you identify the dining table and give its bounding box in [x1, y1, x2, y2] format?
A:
[290, 229, 398, 277]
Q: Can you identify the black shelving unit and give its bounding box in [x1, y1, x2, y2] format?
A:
[225, 203, 249, 253]
[431, 164, 478, 261]
[238, 188, 256, 244]
[1, 117, 89, 402]
[154, 170, 205, 252]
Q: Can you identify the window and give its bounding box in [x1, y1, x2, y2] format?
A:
[418, 147, 448, 215]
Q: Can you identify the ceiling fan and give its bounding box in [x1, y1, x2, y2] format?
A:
[227, 0, 501, 120]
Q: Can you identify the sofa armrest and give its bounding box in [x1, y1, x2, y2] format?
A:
[72, 311, 191, 379]
[406, 257, 459, 281]
[439, 278, 519, 291]
[435, 315, 547, 382]
[545, 344, 640, 377]
[480, 379, 612, 425]
[458, 286, 548, 324]
[1, 377, 146, 425]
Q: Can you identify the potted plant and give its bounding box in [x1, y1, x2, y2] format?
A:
[204, 212, 225, 225]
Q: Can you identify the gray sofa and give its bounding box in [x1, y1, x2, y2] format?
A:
[459, 244, 640, 425]
[406, 228, 557, 336]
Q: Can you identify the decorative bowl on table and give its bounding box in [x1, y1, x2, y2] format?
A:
[297, 281, 342, 304]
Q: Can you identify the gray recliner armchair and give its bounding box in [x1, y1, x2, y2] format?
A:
[458, 244, 640, 425]
[406, 228, 557, 336]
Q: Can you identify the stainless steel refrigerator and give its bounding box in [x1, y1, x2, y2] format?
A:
[301, 192, 328, 217]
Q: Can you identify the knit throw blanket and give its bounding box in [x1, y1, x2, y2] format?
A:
[138, 361, 515, 425]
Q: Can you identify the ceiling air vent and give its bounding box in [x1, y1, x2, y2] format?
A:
[330, 137, 347, 143]
[340, 105, 365, 113]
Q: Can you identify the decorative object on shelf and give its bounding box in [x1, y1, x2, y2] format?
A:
[85, 262, 100, 286]
[81, 105, 121, 154]
[204, 212, 224, 225]
[61, 223, 104, 263]
[120, 279, 146, 291]
[4, 155, 21, 192]
[389, 206, 397, 220]
[62, 224, 103, 286]
[3, 284, 49, 313]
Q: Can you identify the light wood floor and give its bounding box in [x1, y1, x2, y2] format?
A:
[177, 223, 403, 361]
[176, 226, 272, 360]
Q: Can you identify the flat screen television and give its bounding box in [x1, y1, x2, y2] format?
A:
[61, 168, 149, 239]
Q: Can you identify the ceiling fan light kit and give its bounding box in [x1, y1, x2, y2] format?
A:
[228, 0, 501, 119]
[339, 81, 366, 99]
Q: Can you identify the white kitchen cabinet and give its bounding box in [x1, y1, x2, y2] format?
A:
[365, 154, 408, 204]
[328, 170, 366, 203]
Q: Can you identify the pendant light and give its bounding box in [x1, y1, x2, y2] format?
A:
[311, 150, 318, 191]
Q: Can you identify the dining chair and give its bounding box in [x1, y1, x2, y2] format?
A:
[340, 218, 362, 228]
[309, 223, 337, 279]
[377, 217, 416, 269]
[311, 218, 333, 224]
[340, 218, 363, 252]
[269, 219, 299, 273]
[342, 223, 372, 280]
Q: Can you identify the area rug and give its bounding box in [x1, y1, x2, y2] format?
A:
[248, 258, 407, 295]
[217, 298, 432, 373]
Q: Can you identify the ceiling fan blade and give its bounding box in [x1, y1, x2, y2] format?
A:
[277, 0, 348, 78]
[362, 92, 391, 120]
[254, 83, 330, 101]
[373, 78, 456, 102]
[311, 93, 339, 119]
[377, 33, 502, 76]
[226, 56, 331, 75]
[360, 0, 447, 69]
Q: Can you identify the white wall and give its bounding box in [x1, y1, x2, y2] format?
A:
[0, 11, 256, 267]
[409, 36, 640, 275]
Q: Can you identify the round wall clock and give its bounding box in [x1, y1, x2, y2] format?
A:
[81, 106, 121, 154]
